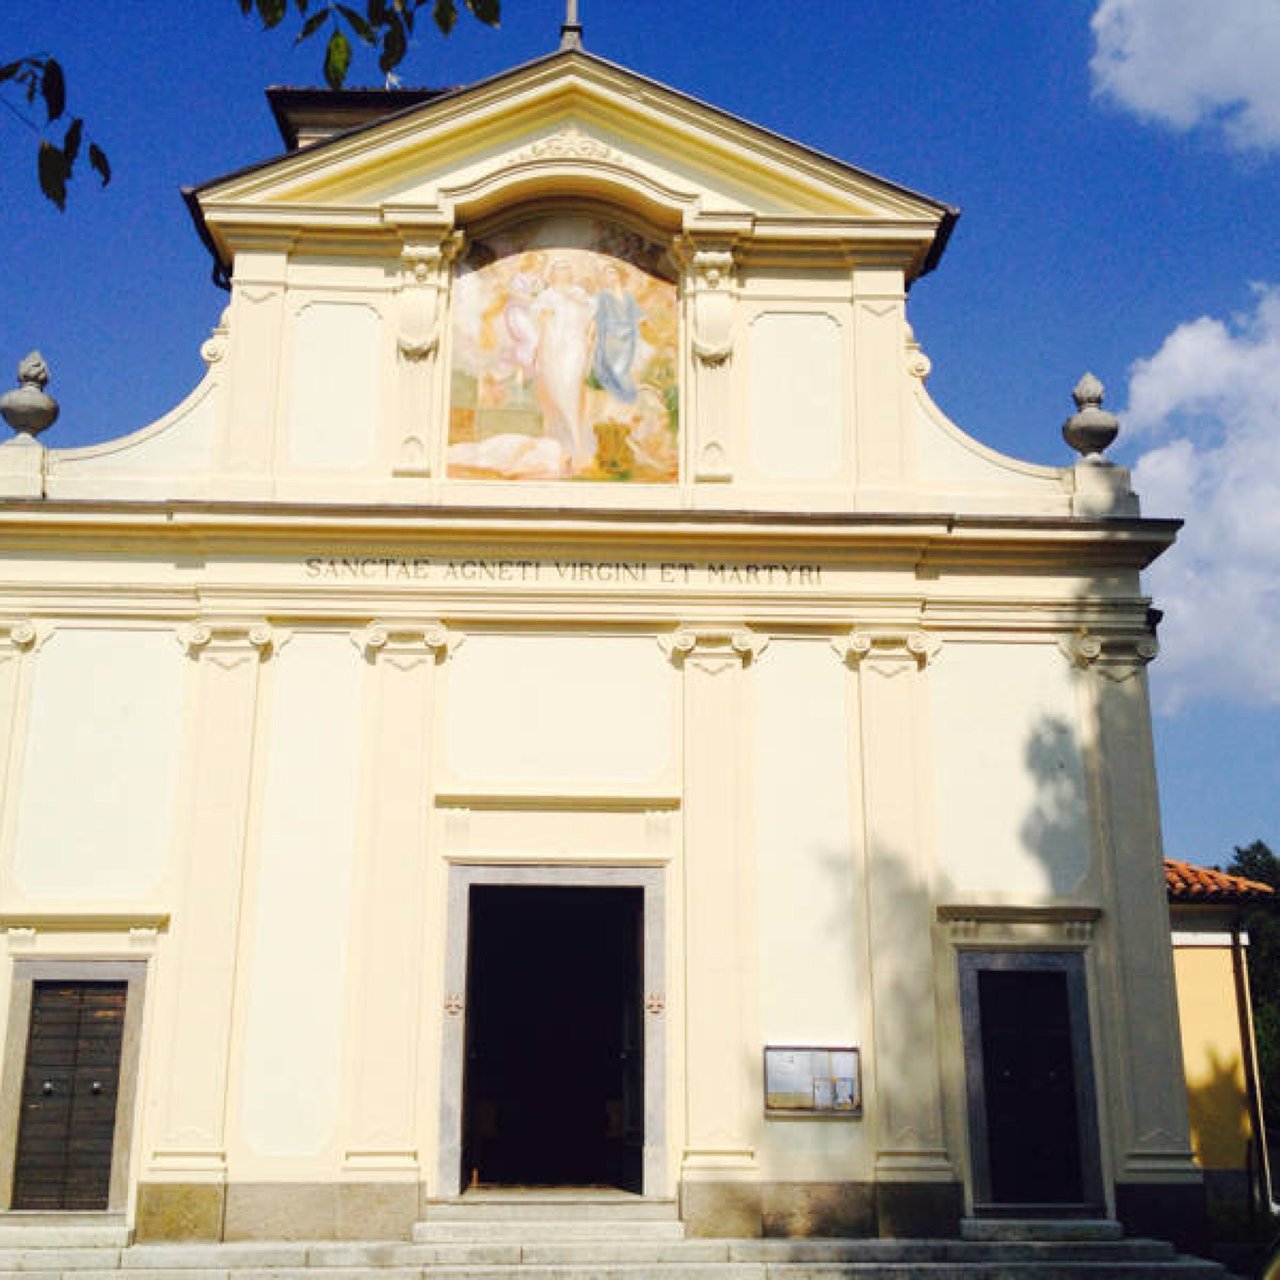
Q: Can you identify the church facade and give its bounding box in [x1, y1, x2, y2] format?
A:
[0, 48, 1202, 1245]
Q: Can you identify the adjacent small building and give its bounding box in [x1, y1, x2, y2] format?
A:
[0, 43, 1206, 1247]
[1167, 858, 1275, 1220]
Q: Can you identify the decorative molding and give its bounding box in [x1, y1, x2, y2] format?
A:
[395, 236, 460, 363]
[1060, 630, 1158, 682]
[938, 903, 1101, 946]
[517, 124, 623, 165]
[0, 912, 170, 932]
[832, 629, 940, 671]
[353, 621, 461, 664]
[178, 620, 279, 664]
[904, 322, 932, 380]
[200, 308, 231, 365]
[0, 619, 46, 652]
[681, 244, 738, 367]
[645, 992, 666, 1016]
[444, 994, 464, 1017]
[661, 625, 767, 671]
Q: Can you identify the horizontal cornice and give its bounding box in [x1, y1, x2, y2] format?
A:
[0, 499, 1179, 569]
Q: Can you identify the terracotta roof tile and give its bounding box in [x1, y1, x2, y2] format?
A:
[1165, 858, 1275, 903]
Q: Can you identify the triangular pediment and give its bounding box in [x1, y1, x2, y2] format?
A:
[191, 51, 954, 275]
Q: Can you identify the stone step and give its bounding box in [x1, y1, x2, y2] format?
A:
[412, 1220, 688, 1243]
[106, 1238, 1211, 1267]
[0, 1215, 131, 1248]
[419, 1199, 680, 1222]
[0, 1236, 1236, 1280]
[0, 1256, 1234, 1280]
[961, 1218, 1125, 1242]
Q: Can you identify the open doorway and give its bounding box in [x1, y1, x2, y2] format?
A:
[462, 885, 643, 1191]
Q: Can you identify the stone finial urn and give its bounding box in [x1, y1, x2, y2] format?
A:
[0, 352, 60, 438]
[1062, 372, 1119, 460]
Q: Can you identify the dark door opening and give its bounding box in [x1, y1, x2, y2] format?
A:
[979, 969, 1083, 1203]
[462, 885, 643, 1191]
[960, 953, 1103, 1215]
[12, 981, 128, 1210]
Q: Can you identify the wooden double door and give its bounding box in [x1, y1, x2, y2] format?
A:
[11, 980, 128, 1210]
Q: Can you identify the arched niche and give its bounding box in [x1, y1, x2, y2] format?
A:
[446, 207, 680, 484]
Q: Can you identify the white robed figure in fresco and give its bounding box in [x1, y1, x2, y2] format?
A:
[532, 259, 595, 466]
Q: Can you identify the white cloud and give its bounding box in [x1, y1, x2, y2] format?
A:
[1127, 286, 1280, 710]
[1090, 0, 1280, 151]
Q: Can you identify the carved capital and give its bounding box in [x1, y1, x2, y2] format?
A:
[0, 619, 44, 653]
[179, 620, 279, 663]
[354, 621, 462, 664]
[661, 625, 767, 671]
[678, 242, 738, 367]
[399, 234, 462, 285]
[396, 235, 461, 362]
[1060, 631, 1157, 682]
[833, 629, 940, 671]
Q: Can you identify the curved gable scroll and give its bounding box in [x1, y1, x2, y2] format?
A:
[448, 213, 679, 483]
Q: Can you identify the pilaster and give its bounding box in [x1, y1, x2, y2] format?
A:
[679, 241, 740, 483]
[1064, 631, 1200, 1192]
[392, 235, 460, 478]
[851, 264, 910, 495]
[0, 622, 44, 896]
[834, 630, 953, 1195]
[665, 626, 765, 1231]
[221, 241, 292, 480]
[342, 623, 460, 1184]
[139, 620, 276, 1239]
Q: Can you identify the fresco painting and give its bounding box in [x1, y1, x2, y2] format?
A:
[449, 218, 679, 482]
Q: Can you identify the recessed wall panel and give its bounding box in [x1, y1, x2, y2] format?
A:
[240, 633, 361, 1158]
[931, 643, 1090, 896]
[749, 313, 845, 481]
[755, 640, 859, 1041]
[287, 302, 379, 471]
[445, 635, 671, 786]
[14, 629, 184, 900]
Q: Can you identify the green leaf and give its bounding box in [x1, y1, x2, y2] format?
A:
[324, 29, 352, 87]
[38, 139, 68, 211]
[88, 142, 111, 187]
[41, 57, 65, 121]
[337, 3, 375, 43]
[366, 0, 387, 24]
[465, 0, 500, 26]
[256, 0, 288, 29]
[378, 18, 407, 72]
[295, 9, 329, 43]
[62, 117, 83, 168]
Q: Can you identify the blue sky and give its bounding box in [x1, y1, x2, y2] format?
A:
[2, 1, 1277, 865]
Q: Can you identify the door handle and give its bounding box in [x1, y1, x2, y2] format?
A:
[90, 1081, 103, 1096]
[41, 1080, 55, 1096]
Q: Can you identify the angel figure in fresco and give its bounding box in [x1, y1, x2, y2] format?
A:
[591, 262, 642, 404]
[500, 252, 545, 387]
[532, 259, 595, 466]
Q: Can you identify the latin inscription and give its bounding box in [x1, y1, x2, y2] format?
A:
[302, 556, 824, 588]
